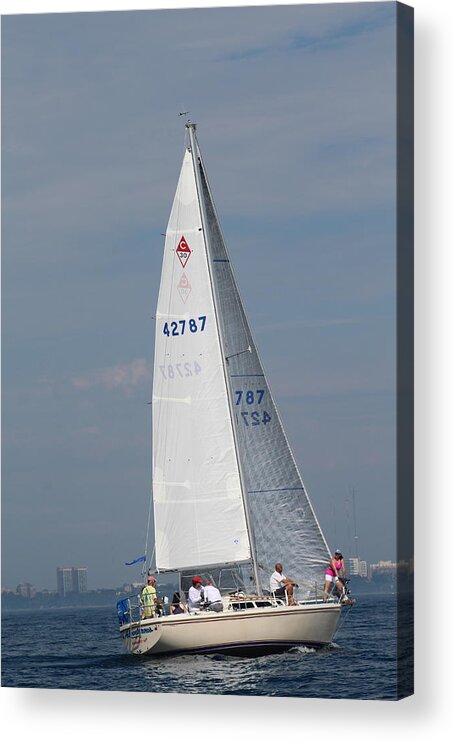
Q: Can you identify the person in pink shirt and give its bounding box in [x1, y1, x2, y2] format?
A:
[323, 550, 346, 601]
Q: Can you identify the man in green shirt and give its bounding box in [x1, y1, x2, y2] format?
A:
[141, 575, 160, 618]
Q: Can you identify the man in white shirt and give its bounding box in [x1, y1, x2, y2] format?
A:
[203, 579, 223, 612]
[269, 563, 298, 606]
[188, 576, 203, 613]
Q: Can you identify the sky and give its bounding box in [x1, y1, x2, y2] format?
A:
[2, 1, 398, 591]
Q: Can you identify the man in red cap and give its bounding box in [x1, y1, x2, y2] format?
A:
[188, 576, 203, 613]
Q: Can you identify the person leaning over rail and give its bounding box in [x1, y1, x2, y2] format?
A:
[323, 550, 346, 601]
[141, 575, 161, 618]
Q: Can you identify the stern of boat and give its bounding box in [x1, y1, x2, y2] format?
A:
[117, 596, 164, 655]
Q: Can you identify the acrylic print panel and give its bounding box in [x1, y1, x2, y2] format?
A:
[1, 1, 413, 700]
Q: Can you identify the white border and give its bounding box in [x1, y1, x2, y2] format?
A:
[4, 0, 372, 13]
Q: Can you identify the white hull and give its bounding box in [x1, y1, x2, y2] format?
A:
[120, 602, 341, 657]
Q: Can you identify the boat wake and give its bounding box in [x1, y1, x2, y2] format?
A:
[289, 645, 316, 654]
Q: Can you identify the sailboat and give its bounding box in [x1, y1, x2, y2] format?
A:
[117, 121, 344, 656]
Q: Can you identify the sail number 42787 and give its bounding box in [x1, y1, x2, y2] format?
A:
[163, 316, 207, 336]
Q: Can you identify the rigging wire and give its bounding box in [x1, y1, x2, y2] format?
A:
[143, 489, 154, 577]
[333, 603, 354, 641]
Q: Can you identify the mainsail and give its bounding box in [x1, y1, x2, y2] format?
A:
[153, 125, 331, 594]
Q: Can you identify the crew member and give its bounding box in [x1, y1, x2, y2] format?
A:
[170, 592, 187, 615]
[188, 576, 203, 613]
[203, 579, 223, 612]
[269, 563, 298, 606]
[323, 550, 346, 600]
[141, 575, 161, 618]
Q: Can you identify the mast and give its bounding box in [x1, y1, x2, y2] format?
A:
[186, 122, 262, 596]
[352, 488, 359, 561]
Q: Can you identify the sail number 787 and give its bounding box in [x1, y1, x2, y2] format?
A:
[235, 389, 272, 426]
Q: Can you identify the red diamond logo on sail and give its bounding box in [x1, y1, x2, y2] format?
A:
[176, 236, 191, 268]
[177, 273, 191, 303]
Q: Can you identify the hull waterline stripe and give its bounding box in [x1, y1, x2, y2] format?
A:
[129, 638, 329, 657]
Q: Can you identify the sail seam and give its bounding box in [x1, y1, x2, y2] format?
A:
[230, 374, 265, 378]
[248, 488, 305, 494]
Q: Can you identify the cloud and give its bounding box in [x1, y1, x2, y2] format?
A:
[70, 358, 151, 395]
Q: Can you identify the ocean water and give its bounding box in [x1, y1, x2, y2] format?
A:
[1, 594, 406, 699]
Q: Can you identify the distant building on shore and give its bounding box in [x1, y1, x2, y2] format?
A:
[57, 567, 88, 596]
[348, 557, 368, 578]
[72, 567, 88, 593]
[57, 568, 73, 596]
[16, 582, 36, 598]
[370, 560, 397, 575]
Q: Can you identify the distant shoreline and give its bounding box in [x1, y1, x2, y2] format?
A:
[1, 603, 118, 614]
